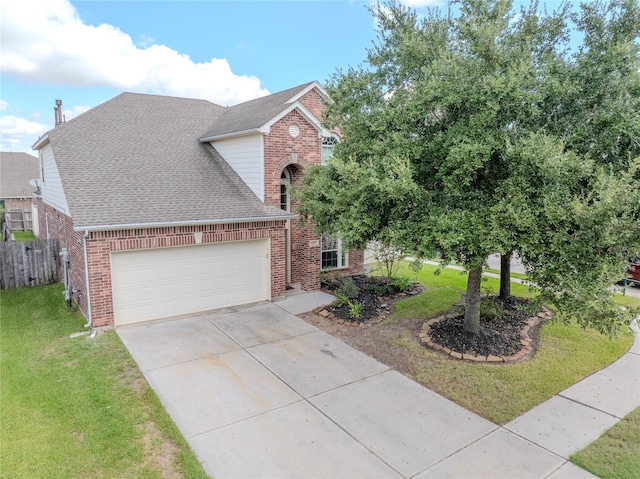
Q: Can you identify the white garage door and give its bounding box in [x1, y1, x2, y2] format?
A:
[111, 240, 270, 326]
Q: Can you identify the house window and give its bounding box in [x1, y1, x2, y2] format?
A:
[322, 136, 338, 166]
[280, 170, 290, 211]
[321, 235, 348, 270]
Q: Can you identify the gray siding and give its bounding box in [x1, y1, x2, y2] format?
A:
[211, 134, 264, 201]
[40, 144, 70, 215]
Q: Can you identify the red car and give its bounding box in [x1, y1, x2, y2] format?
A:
[625, 256, 640, 286]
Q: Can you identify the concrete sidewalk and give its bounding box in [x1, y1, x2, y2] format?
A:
[118, 293, 639, 479]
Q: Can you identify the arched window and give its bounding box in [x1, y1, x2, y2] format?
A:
[321, 135, 339, 166]
[280, 169, 290, 212]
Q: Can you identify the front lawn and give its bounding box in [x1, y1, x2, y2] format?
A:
[386, 262, 635, 424]
[0, 284, 209, 479]
[572, 406, 640, 479]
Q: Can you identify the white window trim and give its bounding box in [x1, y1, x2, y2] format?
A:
[321, 135, 339, 166]
[321, 235, 348, 271]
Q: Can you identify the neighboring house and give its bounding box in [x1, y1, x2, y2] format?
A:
[0, 152, 39, 211]
[32, 82, 363, 329]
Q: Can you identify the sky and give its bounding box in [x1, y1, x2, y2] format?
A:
[1, 0, 571, 155]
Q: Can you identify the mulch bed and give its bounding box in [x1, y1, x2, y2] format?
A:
[321, 274, 422, 323]
[321, 274, 545, 360]
[426, 296, 539, 358]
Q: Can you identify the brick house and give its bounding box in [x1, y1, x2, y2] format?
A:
[0, 151, 39, 211]
[31, 81, 363, 329]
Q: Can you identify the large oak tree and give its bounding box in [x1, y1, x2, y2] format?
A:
[297, 0, 640, 335]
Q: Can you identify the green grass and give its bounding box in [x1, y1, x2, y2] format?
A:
[385, 261, 636, 425]
[11, 231, 37, 242]
[483, 267, 528, 280]
[0, 284, 209, 479]
[571, 407, 640, 479]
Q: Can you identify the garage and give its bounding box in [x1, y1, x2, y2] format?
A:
[111, 239, 270, 326]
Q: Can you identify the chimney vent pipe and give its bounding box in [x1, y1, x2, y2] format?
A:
[54, 99, 63, 126]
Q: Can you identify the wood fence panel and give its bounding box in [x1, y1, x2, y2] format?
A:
[5, 209, 33, 231]
[0, 239, 60, 289]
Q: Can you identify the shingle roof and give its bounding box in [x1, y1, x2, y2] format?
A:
[43, 92, 292, 229]
[200, 81, 317, 139]
[0, 152, 39, 199]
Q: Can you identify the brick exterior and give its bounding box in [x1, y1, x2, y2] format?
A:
[35, 198, 287, 328]
[4, 198, 33, 210]
[263, 90, 363, 291]
[33, 197, 88, 318]
[35, 85, 363, 328]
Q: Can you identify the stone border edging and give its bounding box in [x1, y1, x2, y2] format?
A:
[419, 307, 553, 363]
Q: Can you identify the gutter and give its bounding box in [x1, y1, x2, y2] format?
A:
[73, 214, 297, 233]
[82, 230, 93, 333]
[199, 128, 263, 143]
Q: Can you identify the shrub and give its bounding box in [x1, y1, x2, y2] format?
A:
[336, 277, 359, 299]
[348, 300, 364, 320]
[479, 297, 505, 322]
[370, 242, 405, 281]
[333, 294, 350, 308]
[391, 275, 412, 293]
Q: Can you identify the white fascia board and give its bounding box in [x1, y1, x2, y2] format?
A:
[73, 214, 297, 233]
[285, 81, 329, 104]
[259, 102, 323, 136]
[32, 133, 50, 150]
[199, 128, 261, 143]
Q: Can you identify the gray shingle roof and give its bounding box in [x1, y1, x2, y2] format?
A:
[200, 81, 317, 139]
[0, 152, 39, 198]
[43, 92, 292, 229]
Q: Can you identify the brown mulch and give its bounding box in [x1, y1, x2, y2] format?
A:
[314, 275, 541, 362]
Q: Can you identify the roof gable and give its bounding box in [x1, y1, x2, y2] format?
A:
[0, 152, 39, 198]
[200, 81, 327, 141]
[39, 93, 290, 229]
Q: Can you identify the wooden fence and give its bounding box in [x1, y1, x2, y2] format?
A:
[6, 209, 33, 231]
[0, 239, 60, 289]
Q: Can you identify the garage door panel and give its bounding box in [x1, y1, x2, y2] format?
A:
[111, 240, 270, 326]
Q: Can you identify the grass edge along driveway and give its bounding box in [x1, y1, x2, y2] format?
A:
[0, 283, 209, 479]
[388, 262, 638, 479]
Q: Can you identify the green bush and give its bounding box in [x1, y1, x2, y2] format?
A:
[479, 297, 505, 322]
[391, 275, 412, 292]
[336, 277, 359, 299]
[348, 301, 364, 320]
[333, 294, 350, 308]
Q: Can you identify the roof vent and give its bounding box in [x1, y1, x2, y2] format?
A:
[54, 100, 65, 126]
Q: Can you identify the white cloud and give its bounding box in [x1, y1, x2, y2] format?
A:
[0, 0, 269, 106]
[0, 115, 48, 153]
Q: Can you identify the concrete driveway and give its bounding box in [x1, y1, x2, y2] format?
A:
[118, 292, 606, 479]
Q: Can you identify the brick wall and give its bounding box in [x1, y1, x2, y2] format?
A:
[34, 197, 88, 318]
[5, 198, 33, 210]
[298, 87, 326, 122]
[262, 89, 363, 292]
[34, 198, 287, 328]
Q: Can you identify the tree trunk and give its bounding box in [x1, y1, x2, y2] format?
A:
[464, 265, 483, 334]
[499, 252, 512, 300]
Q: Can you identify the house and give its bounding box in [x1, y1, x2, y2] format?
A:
[31, 81, 363, 329]
[0, 151, 39, 211]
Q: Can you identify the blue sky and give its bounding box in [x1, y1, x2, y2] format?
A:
[1, 0, 571, 154]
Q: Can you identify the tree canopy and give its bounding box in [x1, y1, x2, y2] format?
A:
[297, 0, 640, 335]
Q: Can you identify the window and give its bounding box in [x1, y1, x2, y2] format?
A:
[322, 136, 338, 166]
[321, 235, 348, 270]
[280, 170, 289, 211]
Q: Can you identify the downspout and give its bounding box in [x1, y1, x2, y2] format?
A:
[83, 230, 94, 336]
